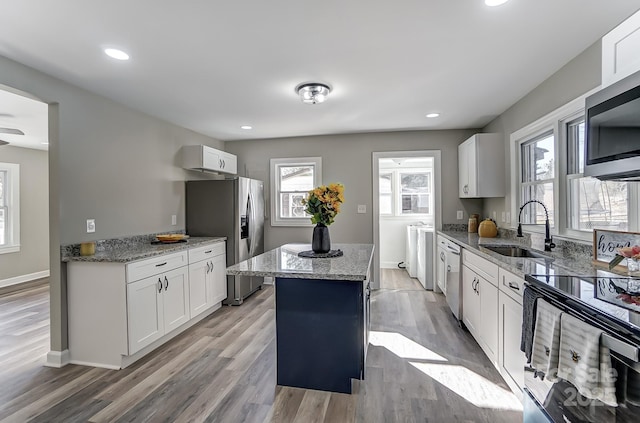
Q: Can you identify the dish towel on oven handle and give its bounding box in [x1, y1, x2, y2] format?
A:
[556, 313, 618, 407]
[521, 286, 543, 364]
[531, 298, 563, 381]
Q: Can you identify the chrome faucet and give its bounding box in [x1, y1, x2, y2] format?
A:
[517, 200, 556, 252]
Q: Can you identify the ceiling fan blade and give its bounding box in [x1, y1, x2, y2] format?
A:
[0, 139, 9, 146]
[0, 127, 24, 135]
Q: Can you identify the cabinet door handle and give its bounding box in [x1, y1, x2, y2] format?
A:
[210, 261, 214, 272]
[206, 262, 210, 273]
[164, 276, 169, 291]
[507, 281, 520, 291]
[158, 278, 163, 293]
[155, 262, 168, 267]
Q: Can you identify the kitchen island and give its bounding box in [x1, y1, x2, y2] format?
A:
[227, 243, 374, 394]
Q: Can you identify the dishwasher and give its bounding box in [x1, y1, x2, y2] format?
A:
[437, 236, 462, 320]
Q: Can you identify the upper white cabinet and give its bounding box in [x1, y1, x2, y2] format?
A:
[182, 145, 237, 175]
[602, 9, 640, 87]
[458, 133, 505, 198]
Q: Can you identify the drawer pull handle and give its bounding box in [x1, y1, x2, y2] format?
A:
[155, 262, 168, 267]
[205, 250, 213, 254]
[508, 281, 520, 291]
[164, 276, 169, 291]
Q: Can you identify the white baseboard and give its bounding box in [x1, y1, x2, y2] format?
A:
[0, 270, 50, 288]
[45, 349, 70, 368]
[381, 261, 402, 269]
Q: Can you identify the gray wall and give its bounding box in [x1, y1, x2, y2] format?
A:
[0, 54, 224, 353]
[225, 130, 480, 251]
[482, 41, 602, 223]
[0, 146, 49, 282]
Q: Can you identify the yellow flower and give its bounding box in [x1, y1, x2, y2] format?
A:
[303, 182, 345, 226]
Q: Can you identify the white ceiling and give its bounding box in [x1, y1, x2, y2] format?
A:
[0, 87, 48, 150]
[0, 1, 638, 143]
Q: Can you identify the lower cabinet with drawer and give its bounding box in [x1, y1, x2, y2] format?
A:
[67, 241, 226, 369]
[497, 268, 526, 396]
[188, 242, 227, 318]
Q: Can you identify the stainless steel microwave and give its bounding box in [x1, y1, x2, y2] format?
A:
[585, 69, 640, 181]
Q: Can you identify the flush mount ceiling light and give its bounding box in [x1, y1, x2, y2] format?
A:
[485, 0, 510, 6]
[104, 48, 130, 61]
[426, 113, 440, 118]
[296, 83, 331, 105]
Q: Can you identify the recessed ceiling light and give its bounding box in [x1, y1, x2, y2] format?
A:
[241, 125, 252, 130]
[426, 113, 440, 118]
[485, 0, 509, 6]
[104, 48, 130, 61]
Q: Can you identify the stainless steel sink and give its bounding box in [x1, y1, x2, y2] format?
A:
[482, 245, 552, 260]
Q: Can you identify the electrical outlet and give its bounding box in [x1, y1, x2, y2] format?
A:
[456, 210, 463, 220]
[501, 211, 506, 222]
[357, 204, 367, 214]
[506, 212, 511, 223]
[171, 215, 177, 226]
[86, 219, 96, 233]
[492, 211, 497, 221]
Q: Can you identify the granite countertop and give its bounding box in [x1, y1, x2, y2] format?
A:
[62, 237, 226, 263]
[437, 230, 613, 278]
[226, 243, 374, 281]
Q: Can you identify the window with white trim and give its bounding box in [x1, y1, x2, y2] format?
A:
[0, 162, 20, 253]
[512, 92, 639, 241]
[378, 168, 432, 217]
[270, 157, 322, 226]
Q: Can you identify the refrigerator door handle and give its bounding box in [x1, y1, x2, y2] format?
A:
[246, 192, 253, 256]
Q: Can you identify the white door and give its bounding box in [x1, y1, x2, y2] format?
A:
[499, 291, 526, 391]
[127, 275, 164, 354]
[211, 254, 228, 305]
[188, 260, 210, 318]
[162, 267, 190, 334]
[478, 277, 498, 364]
[461, 265, 479, 336]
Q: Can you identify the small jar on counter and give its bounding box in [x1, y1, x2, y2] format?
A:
[468, 214, 479, 233]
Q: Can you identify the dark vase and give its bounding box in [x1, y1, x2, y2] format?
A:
[312, 223, 331, 254]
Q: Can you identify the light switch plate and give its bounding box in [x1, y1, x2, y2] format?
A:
[86, 219, 96, 233]
[506, 212, 510, 223]
[171, 215, 177, 226]
[501, 211, 506, 222]
[357, 204, 367, 214]
[456, 210, 463, 220]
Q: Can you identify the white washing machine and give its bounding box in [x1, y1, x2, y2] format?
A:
[405, 225, 419, 278]
[416, 228, 434, 290]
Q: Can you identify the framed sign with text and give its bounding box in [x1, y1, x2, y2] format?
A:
[593, 229, 640, 269]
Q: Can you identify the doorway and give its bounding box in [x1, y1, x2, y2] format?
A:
[372, 151, 441, 291]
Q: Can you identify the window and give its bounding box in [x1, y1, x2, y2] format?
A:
[566, 118, 629, 232]
[512, 91, 639, 241]
[270, 157, 322, 226]
[520, 131, 555, 226]
[378, 168, 432, 217]
[0, 162, 20, 254]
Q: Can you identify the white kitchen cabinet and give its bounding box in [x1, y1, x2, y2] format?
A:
[602, 9, 640, 87]
[182, 145, 237, 175]
[499, 290, 525, 395]
[67, 240, 227, 369]
[461, 249, 499, 367]
[127, 264, 189, 355]
[188, 241, 227, 318]
[497, 268, 526, 396]
[458, 133, 505, 198]
[127, 275, 165, 354]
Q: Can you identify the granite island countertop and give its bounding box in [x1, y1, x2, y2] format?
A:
[437, 230, 620, 279]
[62, 237, 226, 263]
[226, 243, 374, 281]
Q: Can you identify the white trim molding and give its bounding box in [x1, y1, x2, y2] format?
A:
[45, 349, 70, 368]
[269, 156, 322, 227]
[0, 270, 49, 288]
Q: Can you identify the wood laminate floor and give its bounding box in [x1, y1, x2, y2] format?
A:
[0, 271, 522, 422]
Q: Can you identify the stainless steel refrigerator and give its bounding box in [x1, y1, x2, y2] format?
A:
[185, 178, 265, 305]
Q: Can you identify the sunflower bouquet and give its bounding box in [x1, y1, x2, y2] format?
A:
[301, 183, 345, 226]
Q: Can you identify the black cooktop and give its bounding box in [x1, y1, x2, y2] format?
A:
[526, 270, 640, 337]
